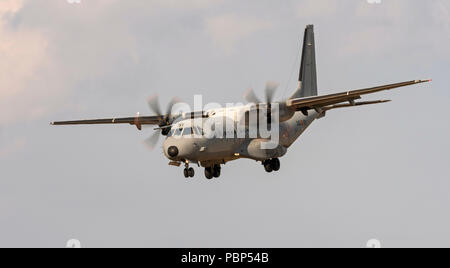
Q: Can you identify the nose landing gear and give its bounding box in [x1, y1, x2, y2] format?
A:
[183, 168, 195, 178]
[263, 158, 280, 173]
[183, 163, 195, 178]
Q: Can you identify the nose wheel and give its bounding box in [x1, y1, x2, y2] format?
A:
[263, 158, 280, 173]
[183, 164, 195, 178]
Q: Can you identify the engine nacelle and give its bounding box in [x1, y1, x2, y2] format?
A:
[278, 102, 296, 122]
[240, 102, 296, 127]
[244, 139, 287, 161]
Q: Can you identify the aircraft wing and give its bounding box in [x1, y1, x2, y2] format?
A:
[286, 79, 431, 112]
[51, 115, 163, 130]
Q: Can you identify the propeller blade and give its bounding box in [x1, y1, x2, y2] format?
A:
[143, 130, 161, 151]
[165, 97, 182, 118]
[265, 81, 279, 104]
[244, 88, 261, 104]
[147, 94, 162, 116]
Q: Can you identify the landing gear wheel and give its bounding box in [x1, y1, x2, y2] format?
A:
[271, 158, 280, 171]
[263, 159, 280, 173]
[213, 165, 221, 178]
[205, 167, 213, 180]
[188, 167, 195, 178]
[264, 161, 273, 173]
[184, 167, 195, 178]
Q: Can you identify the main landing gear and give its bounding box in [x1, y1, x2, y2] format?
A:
[263, 158, 280, 173]
[205, 164, 221, 180]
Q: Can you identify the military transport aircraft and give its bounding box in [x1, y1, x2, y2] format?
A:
[51, 25, 431, 179]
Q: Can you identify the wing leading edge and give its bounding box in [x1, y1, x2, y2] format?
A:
[286, 79, 431, 112]
[51, 115, 163, 130]
[51, 111, 209, 129]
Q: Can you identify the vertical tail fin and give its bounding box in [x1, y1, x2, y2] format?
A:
[290, 24, 318, 99]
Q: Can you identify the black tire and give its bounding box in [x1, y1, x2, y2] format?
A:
[188, 168, 195, 178]
[183, 168, 189, 178]
[205, 167, 213, 180]
[271, 158, 280, 171]
[264, 162, 273, 173]
[213, 165, 221, 178]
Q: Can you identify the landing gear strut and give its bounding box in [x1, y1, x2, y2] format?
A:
[263, 158, 280, 173]
[205, 164, 221, 179]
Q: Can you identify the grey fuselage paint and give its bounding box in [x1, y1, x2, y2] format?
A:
[162, 110, 322, 167]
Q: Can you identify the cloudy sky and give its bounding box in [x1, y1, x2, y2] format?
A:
[0, 0, 449, 247]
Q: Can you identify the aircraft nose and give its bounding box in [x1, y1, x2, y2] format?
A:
[167, 146, 179, 158]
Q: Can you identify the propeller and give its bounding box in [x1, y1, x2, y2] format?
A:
[144, 129, 161, 150]
[264, 81, 279, 104]
[147, 94, 163, 116]
[143, 94, 181, 150]
[244, 81, 280, 125]
[244, 81, 279, 104]
[244, 88, 261, 104]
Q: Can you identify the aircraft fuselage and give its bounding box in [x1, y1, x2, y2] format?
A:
[163, 107, 322, 167]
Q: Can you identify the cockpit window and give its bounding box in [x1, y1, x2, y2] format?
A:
[174, 127, 183, 136]
[196, 126, 204, 136]
[167, 128, 175, 137]
[182, 127, 193, 136]
[193, 126, 202, 136]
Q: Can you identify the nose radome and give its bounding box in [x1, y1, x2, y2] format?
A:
[168, 146, 179, 157]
